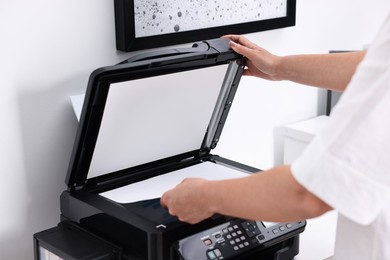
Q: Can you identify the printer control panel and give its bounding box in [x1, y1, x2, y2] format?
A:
[174, 218, 305, 260]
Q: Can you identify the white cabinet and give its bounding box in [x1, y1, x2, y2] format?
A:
[280, 116, 337, 260]
[282, 115, 329, 164]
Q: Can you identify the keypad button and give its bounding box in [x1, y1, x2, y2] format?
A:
[239, 244, 244, 248]
[237, 230, 243, 235]
[272, 229, 279, 234]
[207, 251, 216, 259]
[240, 236, 246, 241]
[214, 249, 222, 257]
[233, 225, 239, 229]
[228, 227, 234, 232]
[235, 238, 240, 243]
[226, 234, 232, 239]
[244, 241, 250, 246]
[257, 235, 265, 241]
[286, 223, 293, 229]
[233, 246, 239, 251]
[232, 232, 237, 237]
[242, 221, 261, 237]
[203, 239, 213, 246]
[279, 226, 286, 231]
[230, 240, 235, 245]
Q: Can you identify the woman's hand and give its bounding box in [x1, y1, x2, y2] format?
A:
[160, 178, 214, 224]
[223, 35, 282, 81]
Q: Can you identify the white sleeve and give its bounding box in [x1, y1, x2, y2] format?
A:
[291, 133, 389, 225]
[291, 27, 390, 225]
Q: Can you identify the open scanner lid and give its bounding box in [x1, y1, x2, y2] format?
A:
[66, 38, 245, 189]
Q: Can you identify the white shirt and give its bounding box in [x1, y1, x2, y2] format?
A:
[291, 12, 390, 260]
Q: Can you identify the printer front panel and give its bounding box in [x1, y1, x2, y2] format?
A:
[174, 218, 306, 260]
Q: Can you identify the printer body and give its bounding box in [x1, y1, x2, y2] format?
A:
[34, 39, 306, 260]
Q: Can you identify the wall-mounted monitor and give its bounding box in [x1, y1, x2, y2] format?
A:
[114, 0, 296, 52]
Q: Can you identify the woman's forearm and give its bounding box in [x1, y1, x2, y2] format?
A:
[208, 165, 332, 222]
[277, 51, 366, 92]
[161, 165, 332, 224]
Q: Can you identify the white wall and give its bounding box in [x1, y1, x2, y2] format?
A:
[214, 1, 390, 169]
[1, 0, 389, 259]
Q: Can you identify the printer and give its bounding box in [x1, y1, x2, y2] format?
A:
[34, 38, 306, 260]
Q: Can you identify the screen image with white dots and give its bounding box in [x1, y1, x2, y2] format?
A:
[134, 0, 288, 37]
[114, 0, 295, 51]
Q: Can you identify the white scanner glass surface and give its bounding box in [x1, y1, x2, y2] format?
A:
[100, 161, 249, 203]
[88, 64, 230, 178]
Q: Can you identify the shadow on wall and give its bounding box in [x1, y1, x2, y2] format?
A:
[1, 77, 81, 259]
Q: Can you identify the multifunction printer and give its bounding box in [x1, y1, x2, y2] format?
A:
[34, 38, 306, 260]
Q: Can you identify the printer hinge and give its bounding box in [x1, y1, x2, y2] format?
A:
[198, 148, 211, 159]
[68, 181, 86, 192]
